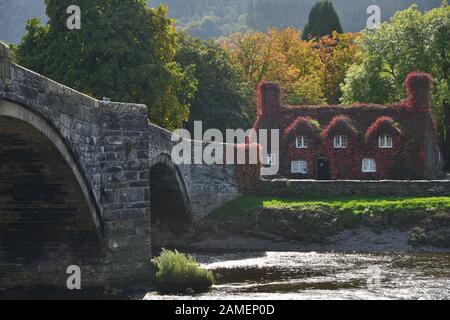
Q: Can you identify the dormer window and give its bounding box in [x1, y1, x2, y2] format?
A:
[333, 135, 347, 149]
[379, 134, 393, 148]
[296, 136, 308, 149]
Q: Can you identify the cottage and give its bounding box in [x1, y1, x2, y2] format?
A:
[253, 72, 444, 180]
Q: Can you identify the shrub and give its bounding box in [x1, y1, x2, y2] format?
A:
[152, 249, 214, 294]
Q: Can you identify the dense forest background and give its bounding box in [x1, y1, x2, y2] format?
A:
[0, 0, 442, 43]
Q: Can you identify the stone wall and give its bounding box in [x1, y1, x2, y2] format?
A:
[259, 179, 450, 197]
[148, 124, 240, 220]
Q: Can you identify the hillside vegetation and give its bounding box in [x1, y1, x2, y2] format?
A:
[0, 0, 442, 43]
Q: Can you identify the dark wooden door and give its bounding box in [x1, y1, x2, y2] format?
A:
[317, 158, 331, 180]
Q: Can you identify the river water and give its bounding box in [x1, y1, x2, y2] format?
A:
[145, 251, 450, 300]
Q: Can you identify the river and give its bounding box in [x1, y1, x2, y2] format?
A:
[1, 251, 448, 300]
[144, 251, 450, 300]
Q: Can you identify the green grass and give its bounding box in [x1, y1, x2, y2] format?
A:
[209, 195, 450, 222]
[152, 249, 214, 294]
[202, 195, 450, 246]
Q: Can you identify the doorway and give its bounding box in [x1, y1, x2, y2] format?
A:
[316, 158, 331, 180]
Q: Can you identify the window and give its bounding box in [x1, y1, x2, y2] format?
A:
[291, 160, 308, 174]
[362, 158, 376, 173]
[379, 134, 393, 148]
[296, 136, 308, 149]
[333, 135, 347, 148]
[267, 154, 276, 165]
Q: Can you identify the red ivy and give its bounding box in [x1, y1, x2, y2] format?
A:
[283, 116, 320, 140]
[321, 115, 358, 140]
[247, 72, 433, 181]
[232, 143, 262, 193]
[365, 116, 402, 143]
[404, 72, 432, 111]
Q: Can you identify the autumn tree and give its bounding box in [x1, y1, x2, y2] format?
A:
[268, 28, 325, 105]
[221, 31, 272, 86]
[315, 32, 362, 104]
[222, 28, 325, 105]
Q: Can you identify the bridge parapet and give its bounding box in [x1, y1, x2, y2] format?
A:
[148, 124, 241, 220]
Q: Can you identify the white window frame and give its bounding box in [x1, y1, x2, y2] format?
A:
[333, 135, 347, 149]
[362, 158, 376, 173]
[291, 160, 308, 174]
[378, 134, 393, 148]
[296, 136, 308, 149]
[267, 154, 276, 166]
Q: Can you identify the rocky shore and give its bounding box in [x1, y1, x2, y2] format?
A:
[185, 228, 450, 253]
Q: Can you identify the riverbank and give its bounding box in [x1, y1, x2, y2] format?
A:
[171, 195, 450, 253]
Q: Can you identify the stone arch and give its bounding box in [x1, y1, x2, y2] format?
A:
[149, 152, 191, 217]
[0, 100, 103, 235]
[149, 152, 191, 253]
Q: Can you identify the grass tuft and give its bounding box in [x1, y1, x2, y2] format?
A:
[152, 249, 214, 294]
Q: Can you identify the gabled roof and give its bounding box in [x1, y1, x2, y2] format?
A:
[283, 116, 320, 139]
[321, 115, 358, 139]
[365, 116, 402, 143]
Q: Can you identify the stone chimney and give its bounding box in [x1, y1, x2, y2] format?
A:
[256, 82, 282, 118]
[404, 72, 432, 111]
[0, 41, 12, 85]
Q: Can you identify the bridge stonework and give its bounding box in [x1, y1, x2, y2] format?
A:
[0, 42, 240, 289]
[148, 124, 240, 219]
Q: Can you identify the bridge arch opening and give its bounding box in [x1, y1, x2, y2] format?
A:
[150, 155, 191, 254]
[0, 102, 103, 288]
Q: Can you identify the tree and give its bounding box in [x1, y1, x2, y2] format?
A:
[222, 31, 272, 87]
[16, 0, 197, 130]
[175, 34, 251, 133]
[302, 0, 343, 40]
[341, 2, 450, 169]
[222, 27, 362, 107]
[315, 32, 362, 104]
[222, 28, 325, 105]
[266, 28, 325, 105]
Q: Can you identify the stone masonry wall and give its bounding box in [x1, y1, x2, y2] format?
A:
[259, 179, 450, 197]
[148, 124, 241, 220]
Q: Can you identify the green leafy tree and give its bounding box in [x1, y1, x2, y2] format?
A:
[341, 2, 450, 168]
[16, 0, 197, 130]
[302, 0, 343, 40]
[175, 34, 251, 133]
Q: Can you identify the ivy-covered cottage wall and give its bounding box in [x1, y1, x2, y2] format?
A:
[253, 72, 444, 180]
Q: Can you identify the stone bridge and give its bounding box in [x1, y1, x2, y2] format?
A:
[0, 43, 240, 289]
